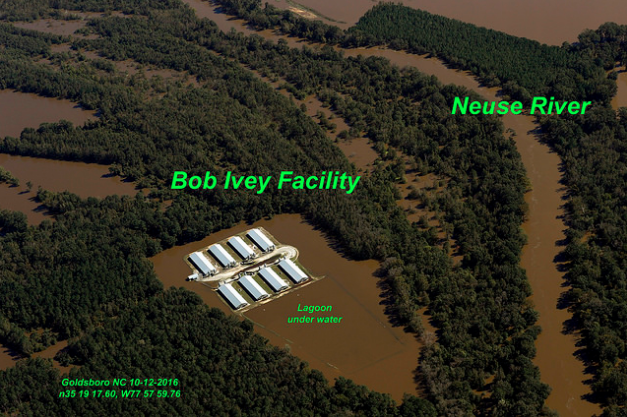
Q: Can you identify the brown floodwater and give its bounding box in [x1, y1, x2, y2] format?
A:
[13, 19, 87, 36]
[268, 0, 627, 45]
[0, 344, 23, 371]
[177, 5, 601, 413]
[300, 96, 377, 172]
[0, 340, 72, 372]
[0, 91, 137, 222]
[612, 70, 627, 110]
[0, 90, 95, 138]
[32, 340, 71, 372]
[360, 51, 600, 416]
[151, 214, 424, 401]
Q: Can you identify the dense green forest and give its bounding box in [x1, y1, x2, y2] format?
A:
[0, 0, 555, 415]
[172, 0, 627, 414]
[214, 0, 616, 104]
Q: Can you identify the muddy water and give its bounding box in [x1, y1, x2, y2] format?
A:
[268, 0, 627, 45]
[0, 91, 137, 222]
[357, 52, 600, 416]
[13, 19, 87, 36]
[612, 70, 627, 110]
[151, 214, 423, 400]
[177, 5, 600, 412]
[0, 341, 72, 372]
[300, 96, 377, 172]
[32, 340, 71, 372]
[0, 345, 23, 370]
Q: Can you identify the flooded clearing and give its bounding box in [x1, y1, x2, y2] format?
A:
[0, 183, 50, 225]
[0, 341, 71, 373]
[151, 214, 423, 401]
[0, 154, 137, 200]
[0, 345, 23, 371]
[32, 340, 71, 372]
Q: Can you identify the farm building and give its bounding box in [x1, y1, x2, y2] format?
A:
[247, 228, 275, 252]
[188, 252, 217, 277]
[238, 276, 269, 300]
[278, 259, 308, 283]
[228, 236, 256, 260]
[258, 267, 289, 292]
[208, 244, 238, 268]
[218, 283, 248, 310]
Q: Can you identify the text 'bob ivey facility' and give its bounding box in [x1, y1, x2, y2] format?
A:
[247, 229, 275, 252]
[218, 283, 248, 310]
[209, 244, 238, 268]
[278, 259, 308, 283]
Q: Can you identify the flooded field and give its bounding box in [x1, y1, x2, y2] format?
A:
[0, 341, 72, 373]
[151, 214, 423, 401]
[0, 91, 137, 222]
[268, 0, 627, 45]
[0, 90, 95, 138]
[0, 345, 22, 371]
[32, 340, 71, 372]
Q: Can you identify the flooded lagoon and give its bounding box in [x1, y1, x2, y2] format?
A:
[151, 214, 423, 401]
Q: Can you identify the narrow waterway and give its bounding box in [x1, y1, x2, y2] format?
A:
[178, 2, 601, 413]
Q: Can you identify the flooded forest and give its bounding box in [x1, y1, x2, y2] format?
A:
[1, 0, 626, 416]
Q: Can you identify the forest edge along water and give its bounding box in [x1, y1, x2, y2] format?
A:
[150, 214, 425, 401]
[0, 91, 138, 223]
[177, 1, 603, 414]
[2, 2, 621, 413]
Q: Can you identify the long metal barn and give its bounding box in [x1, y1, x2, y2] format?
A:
[188, 251, 217, 277]
[209, 244, 238, 268]
[258, 267, 288, 292]
[278, 259, 308, 283]
[238, 276, 269, 300]
[228, 236, 255, 260]
[218, 283, 248, 309]
[246, 228, 275, 252]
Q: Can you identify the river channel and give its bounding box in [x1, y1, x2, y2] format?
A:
[179, 1, 603, 414]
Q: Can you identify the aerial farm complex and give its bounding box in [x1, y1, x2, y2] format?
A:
[185, 228, 313, 311]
